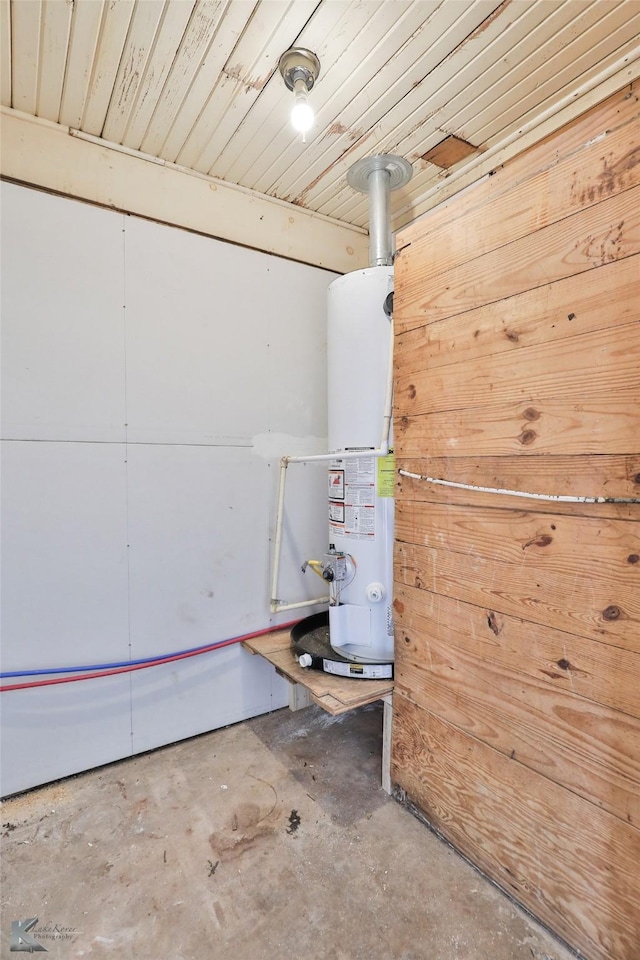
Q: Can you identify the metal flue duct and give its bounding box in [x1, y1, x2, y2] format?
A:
[347, 155, 413, 267]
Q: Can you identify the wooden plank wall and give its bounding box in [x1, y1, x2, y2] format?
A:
[391, 82, 640, 960]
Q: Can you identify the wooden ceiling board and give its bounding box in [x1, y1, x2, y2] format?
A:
[233, 0, 422, 193]
[192, 0, 358, 181]
[270, 0, 553, 222]
[2, 0, 639, 240]
[478, 15, 640, 145]
[164, 0, 257, 169]
[298, 0, 525, 221]
[327, 0, 639, 229]
[457, 0, 640, 145]
[57, 0, 104, 129]
[178, 0, 320, 173]
[206, 0, 384, 186]
[10, 0, 41, 115]
[1, 0, 12, 107]
[416, 0, 588, 149]
[372, 1, 631, 224]
[153, 0, 255, 164]
[81, 0, 134, 136]
[116, 0, 197, 150]
[260, 0, 501, 210]
[100, 0, 166, 143]
[37, 0, 73, 122]
[137, 0, 228, 156]
[304, 3, 543, 221]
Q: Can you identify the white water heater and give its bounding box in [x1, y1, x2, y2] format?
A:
[326, 266, 395, 663]
[324, 154, 413, 667]
[279, 155, 412, 677]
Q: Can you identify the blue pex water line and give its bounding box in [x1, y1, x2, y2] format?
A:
[1, 639, 229, 678]
[1, 624, 295, 679]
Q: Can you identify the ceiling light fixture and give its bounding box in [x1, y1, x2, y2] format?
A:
[278, 48, 320, 142]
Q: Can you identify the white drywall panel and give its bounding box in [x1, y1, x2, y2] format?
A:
[0, 183, 126, 443]
[124, 214, 334, 447]
[262, 254, 328, 441]
[0, 439, 131, 796]
[125, 440, 283, 747]
[124, 215, 270, 446]
[124, 214, 336, 623]
[1, 184, 336, 793]
[126, 444, 269, 654]
[0, 678, 133, 797]
[0, 440, 130, 668]
[130, 648, 287, 756]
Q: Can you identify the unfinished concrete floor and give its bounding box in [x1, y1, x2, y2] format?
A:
[1, 703, 576, 960]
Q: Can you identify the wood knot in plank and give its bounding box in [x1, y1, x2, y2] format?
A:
[602, 605, 622, 621]
[523, 534, 553, 550]
[487, 611, 502, 636]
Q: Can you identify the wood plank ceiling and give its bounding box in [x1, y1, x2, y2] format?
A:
[2, 0, 639, 231]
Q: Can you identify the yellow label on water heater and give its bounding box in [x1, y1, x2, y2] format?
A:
[377, 451, 395, 497]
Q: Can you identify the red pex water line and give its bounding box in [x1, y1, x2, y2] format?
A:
[0, 619, 300, 693]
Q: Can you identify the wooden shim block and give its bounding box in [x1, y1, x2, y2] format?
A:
[395, 255, 639, 374]
[396, 317, 639, 416]
[395, 539, 639, 653]
[288, 683, 313, 712]
[393, 591, 640, 825]
[394, 582, 640, 719]
[397, 81, 640, 251]
[396, 113, 640, 309]
[382, 695, 392, 795]
[391, 694, 640, 960]
[394, 399, 640, 460]
[395, 185, 640, 331]
[396, 455, 640, 521]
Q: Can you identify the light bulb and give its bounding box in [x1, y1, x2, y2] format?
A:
[291, 95, 314, 134]
[279, 50, 320, 142]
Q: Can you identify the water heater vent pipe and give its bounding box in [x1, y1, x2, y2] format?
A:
[347, 154, 413, 266]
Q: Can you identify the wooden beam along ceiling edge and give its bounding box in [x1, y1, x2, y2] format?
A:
[0, 108, 369, 274]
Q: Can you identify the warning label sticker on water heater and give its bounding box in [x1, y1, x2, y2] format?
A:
[328, 501, 344, 523]
[328, 469, 344, 500]
[344, 456, 375, 486]
[344, 504, 375, 538]
[329, 454, 376, 540]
